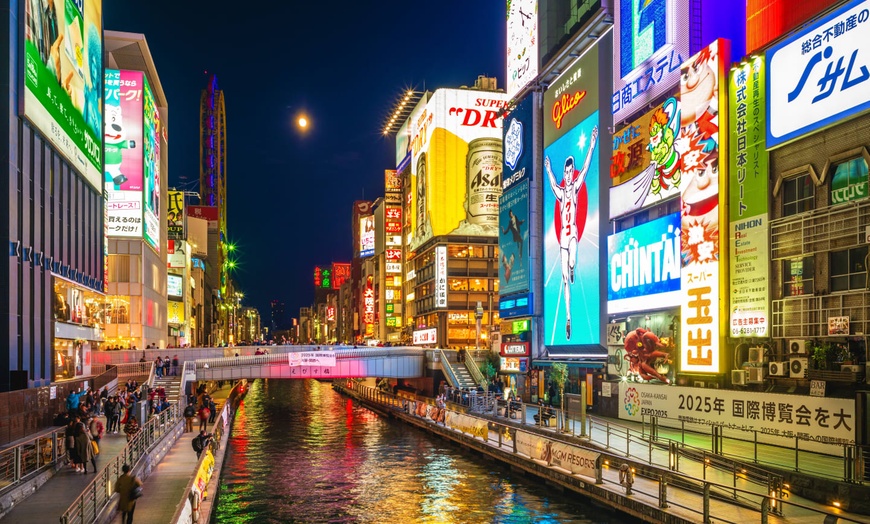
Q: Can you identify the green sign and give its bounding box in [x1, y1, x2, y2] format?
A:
[23, 0, 103, 190]
[386, 317, 398, 327]
[512, 319, 530, 333]
[729, 56, 768, 222]
[830, 157, 869, 205]
[385, 303, 394, 314]
[729, 56, 770, 338]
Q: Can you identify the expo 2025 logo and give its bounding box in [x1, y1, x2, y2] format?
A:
[623, 387, 640, 417]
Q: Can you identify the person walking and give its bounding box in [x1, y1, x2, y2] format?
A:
[191, 430, 212, 459]
[74, 422, 96, 473]
[114, 464, 142, 524]
[163, 356, 171, 377]
[208, 396, 217, 423]
[154, 356, 164, 378]
[171, 355, 179, 376]
[198, 403, 211, 432]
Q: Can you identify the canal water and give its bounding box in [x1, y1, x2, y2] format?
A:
[211, 379, 636, 523]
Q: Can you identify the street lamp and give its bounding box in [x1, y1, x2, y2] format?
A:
[475, 301, 484, 352]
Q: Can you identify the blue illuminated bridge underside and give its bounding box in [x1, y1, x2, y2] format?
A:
[193, 347, 426, 381]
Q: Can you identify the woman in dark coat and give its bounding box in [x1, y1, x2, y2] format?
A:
[74, 422, 96, 473]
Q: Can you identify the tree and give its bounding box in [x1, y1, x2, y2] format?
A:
[551, 363, 569, 430]
[480, 352, 499, 394]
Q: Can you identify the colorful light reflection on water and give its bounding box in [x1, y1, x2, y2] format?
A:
[212, 379, 635, 523]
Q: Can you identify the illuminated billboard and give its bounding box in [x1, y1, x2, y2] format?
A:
[609, 98, 682, 219]
[332, 263, 351, 290]
[507, 0, 538, 99]
[23, 0, 103, 189]
[435, 246, 447, 308]
[359, 215, 375, 258]
[143, 76, 161, 252]
[607, 212, 681, 314]
[104, 69, 143, 238]
[167, 274, 183, 297]
[500, 94, 534, 297]
[167, 190, 184, 240]
[729, 56, 769, 338]
[384, 169, 402, 204]
[409, 89, 510, 252]
[766, 0, 870, 148]
[678, 40, 728, 374]
[187, 205, 219, 230]
[543, 43, 603, 348]
[314, 266, 332, 289]
[168, 300, 185, 324]
[611, 0, 689, 125]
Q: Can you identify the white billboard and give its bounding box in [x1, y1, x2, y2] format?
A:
[507, 0, 539, 99]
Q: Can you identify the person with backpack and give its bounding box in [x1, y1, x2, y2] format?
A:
[191, 430, 212, 459]
[183, 402, 196, 432]
[114, 463, 143, 523]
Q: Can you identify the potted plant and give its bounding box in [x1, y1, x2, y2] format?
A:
[810, 342, 830, 370]
[834, 344, 853, 366]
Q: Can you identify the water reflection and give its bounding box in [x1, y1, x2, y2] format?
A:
[212, 379, 634, 523]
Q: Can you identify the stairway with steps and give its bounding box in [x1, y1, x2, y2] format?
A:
[151, 374, 183, 404]
[444, 357, 479, 390]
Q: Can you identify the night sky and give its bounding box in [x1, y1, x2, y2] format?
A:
[105, 1, 506, 320]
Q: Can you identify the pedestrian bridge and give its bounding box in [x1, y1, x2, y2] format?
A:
[190, 347, 427, 381]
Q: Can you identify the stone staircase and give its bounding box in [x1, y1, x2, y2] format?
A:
[444, 357, 479, 390]
[151, 374, 183, 404]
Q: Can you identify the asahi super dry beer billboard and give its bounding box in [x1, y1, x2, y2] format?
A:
[729, 56, 769, 337]
[409, 89, 510, 252]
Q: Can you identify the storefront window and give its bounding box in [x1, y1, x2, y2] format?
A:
[54, 339, 89, 381]
[449, 278, 468, 291]
[448, 245, 468, 258]
[53, 279, 104, 328]
[468, 278, 487, 292]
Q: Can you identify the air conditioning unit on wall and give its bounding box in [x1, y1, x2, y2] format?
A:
[747, 367, 767, 383]
[732, 369, 747, 385]
[790, 357, 809, 378]
[840, 365, 861, 373]
[769, 361, 789, 377]
[748, 346, 765, 364]
[788, 340, 807, 355]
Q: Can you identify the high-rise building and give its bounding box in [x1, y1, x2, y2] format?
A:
[270, 300, 287, 332]
[1, 1, 106, 390]
[198, 75, 229, 344]
[101, 32, 169, 352]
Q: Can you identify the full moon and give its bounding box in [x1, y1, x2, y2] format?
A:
[297, 116, 308, 128]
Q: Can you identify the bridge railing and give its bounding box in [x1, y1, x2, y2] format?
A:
[194, 347, 428, 370]
[339, 381, 867, 523]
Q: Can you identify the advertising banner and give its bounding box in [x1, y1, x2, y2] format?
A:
[435, 246, 447, 308]
[104, 69, 143, 238]
[167, 274, 183, 297]
[618, 381, 855, 445]
[444, 412, 488, 440]
[507, 0, 538, 99]
[500, 357, 529, 373]
[679, 40, 727, 374]
[543, 112, 600, 346]
[501, 342, 530, 356]
[609, 98, 682, 218]
[767, 0, 870, 148]
[412, 328, 437, 345]
[167, 300, 184, 324]
[409, 89, 509, 252]
[363, 276, 374, 336]
[612, 0, 689, 125]
[187, 205, 219, 230]
[166, 238, 186, 266]
[499, 181, 530, 296]
[503, 95, 534, 190]
[544, 48, 599, 147]
[167, 190, 185, 240]
[314, 266, 332, 289]
[288, 352, 337, 367]
[23, 0, 103, 189]
[607, 212, 681, 314]
[384, 169, 402, 204]
[729, 56, 769, 337]
[359, 216, 374, 258]
[332, 262, 351, 290]
[549, 441, 600, 478]
[515, 430, 550, 461]
[143, 76, 161, 252]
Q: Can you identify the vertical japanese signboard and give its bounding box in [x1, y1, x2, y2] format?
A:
[500, 94, 533, 296]
[167, 190, 185, 240]
[384, 169, 402, 204]
[23, 0, 103, 189]
[729, 56, 769, 337]
[332, 263, 351, 289]
[767, 0, 870, 148]
[435, 246, 447, 308]
[104, 69, 143, 238]
[143, 76, 161, 252]
[364, 276, 375, 336]
[612, 0, 689, 124]
[679, 40, 728, 374]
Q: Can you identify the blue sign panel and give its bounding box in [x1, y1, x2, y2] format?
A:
[543, 111, 600, 346]
[503, 95, 534, 190]
[607, 212, 681, 314]
[767, 0, 870, 148]
[499, 181, 530, 295]
[499, 293, 533, 319]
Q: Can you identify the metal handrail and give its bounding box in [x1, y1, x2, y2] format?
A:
[0, 429, 65, 497]
[169, 380, 248, 524]
[59, 367, 188, 524]
[465, 355, 486, 387]
[342, 381, 868, 524]
[437, 349, 462, 389]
